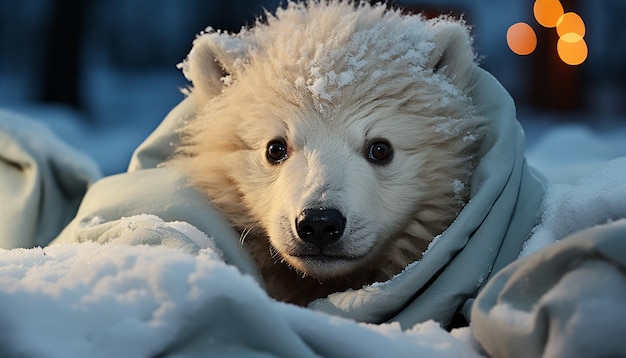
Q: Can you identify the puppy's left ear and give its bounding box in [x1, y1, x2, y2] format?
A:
[427, 19, 477, 93]
[179, 30, 251, 100]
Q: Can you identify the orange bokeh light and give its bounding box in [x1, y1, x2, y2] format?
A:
[557, 37, 588, 65]
[556, 12, 585, 40]
[510, 0, 588, 65]
[533, 0, 564, 28]
[560, 32, 584, 43]
[507, 22, 537, 55]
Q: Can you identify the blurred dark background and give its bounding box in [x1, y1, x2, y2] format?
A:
[1, 0, 625, 174]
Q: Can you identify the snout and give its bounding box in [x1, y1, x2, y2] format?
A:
[296, 208, 346, 247]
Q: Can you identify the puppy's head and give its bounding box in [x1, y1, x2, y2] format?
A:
[173, 2, 486, 280]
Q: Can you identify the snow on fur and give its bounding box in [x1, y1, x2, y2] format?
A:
[180, 1, 477, 118]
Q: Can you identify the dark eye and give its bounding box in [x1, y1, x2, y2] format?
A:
[367, 140, 393, 164]
[266, 139, 288, 164]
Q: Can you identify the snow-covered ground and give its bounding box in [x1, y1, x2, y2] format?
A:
[522, 114, 626, 184]
[0, 239, 484, 357]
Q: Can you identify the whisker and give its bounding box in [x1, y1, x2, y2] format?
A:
[269, 245, 280, 260]
[239, 225, 254, 246]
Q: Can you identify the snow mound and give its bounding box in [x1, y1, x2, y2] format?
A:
[526, 123, 626, 184]
[521, 157, 626, 257]
[0, 243, 242, 357]
[0, 242, 481, 357]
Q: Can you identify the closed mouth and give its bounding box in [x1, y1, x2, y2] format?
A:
[290, 253, 365, 261]
[282, 230, 374, 262]
[285, 239, 367, 260]
[281, 251, 371, 278]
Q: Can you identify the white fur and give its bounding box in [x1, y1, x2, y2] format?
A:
[171, 1, 486, 305]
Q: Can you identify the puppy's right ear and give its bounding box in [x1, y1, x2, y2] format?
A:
[426, 19, 477, 94]
[179, 30, 251, 99]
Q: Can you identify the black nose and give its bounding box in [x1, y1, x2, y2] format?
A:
[296, 209, 346, 247]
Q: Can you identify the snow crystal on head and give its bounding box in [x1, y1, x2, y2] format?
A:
[229, 1, 472, 115]
[286, 2, 443, 112]
[180, 1, 479, 122]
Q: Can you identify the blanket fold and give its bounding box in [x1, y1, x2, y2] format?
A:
[0, 110, 100, 249]
[51, 167, 262, 282]
[472, 218, 626, 358]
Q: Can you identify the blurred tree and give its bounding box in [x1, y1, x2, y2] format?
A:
[42, 0, 85, 110]
[530, 0, 584, 113]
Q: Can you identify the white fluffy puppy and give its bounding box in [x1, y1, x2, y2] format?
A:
[172, 1, 486, 305]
